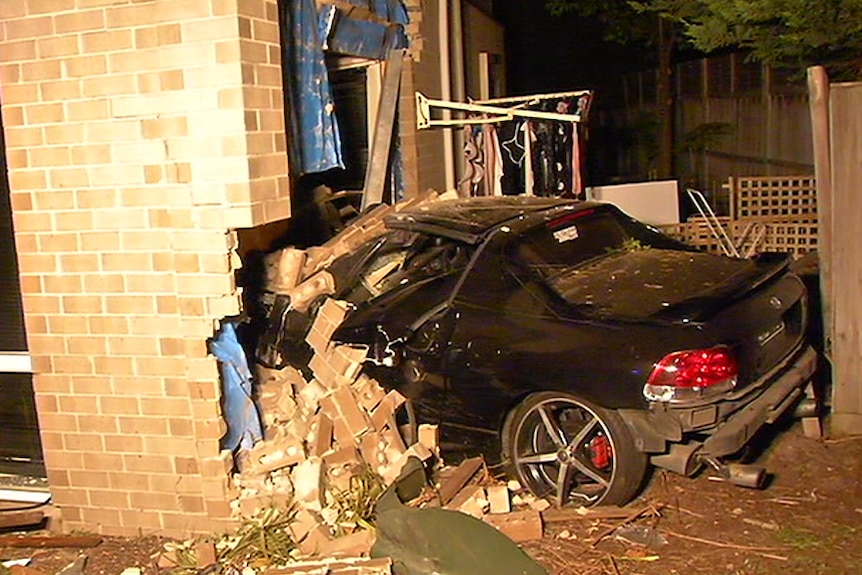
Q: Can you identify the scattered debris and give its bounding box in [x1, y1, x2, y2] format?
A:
[613, 525, 668, 549]
[55, 556, 86, 575]
[742, 517, 781, 531]
[590, 504, 664, 547]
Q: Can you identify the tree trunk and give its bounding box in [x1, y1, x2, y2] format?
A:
[656, 16, 675, 179]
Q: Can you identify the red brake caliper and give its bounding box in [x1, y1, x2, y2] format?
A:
[588, 435, 612, 469]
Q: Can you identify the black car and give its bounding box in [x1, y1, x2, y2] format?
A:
[267, 196, 818, 507]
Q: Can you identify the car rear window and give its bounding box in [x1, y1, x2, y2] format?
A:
[510, 210, 631, 279]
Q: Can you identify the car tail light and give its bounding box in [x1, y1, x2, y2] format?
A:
[643, 346, 738, 402]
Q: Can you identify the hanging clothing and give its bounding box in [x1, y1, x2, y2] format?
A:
[460, 125, 486, 195]
[482, 123, 503, 197]
[499, 120, 526, 196]
[523, 121, 535, 196]
[282, 0, 345, 175]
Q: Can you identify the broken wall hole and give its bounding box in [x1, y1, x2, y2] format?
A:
[207, 192, 555, 570]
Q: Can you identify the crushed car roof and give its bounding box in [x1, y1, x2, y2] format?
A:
[385, 196, 607, 244]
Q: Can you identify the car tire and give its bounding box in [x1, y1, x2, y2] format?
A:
[502, 391, 648, 507]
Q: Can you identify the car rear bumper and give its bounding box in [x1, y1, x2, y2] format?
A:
[620, 344, 818, 464]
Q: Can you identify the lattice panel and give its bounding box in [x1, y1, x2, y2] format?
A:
[727, 176, 818, 221]
[660, 218, 818, 259]
[660, 217, 733, 255]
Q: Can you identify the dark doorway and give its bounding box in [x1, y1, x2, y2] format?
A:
[0, 97, 45, 476]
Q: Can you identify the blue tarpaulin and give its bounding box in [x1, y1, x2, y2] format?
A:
[283, 0, 409, 175]
[283, 0, 345, 175]
[319, 0, 408, 60]
[211, 322, 262, 453]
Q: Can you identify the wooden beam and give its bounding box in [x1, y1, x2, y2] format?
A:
[807, 66, 832, 357]
[361, 49, 404, 210]
[0, 510, 44, 530]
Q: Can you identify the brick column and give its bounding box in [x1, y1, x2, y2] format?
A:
[0, 0, 288, 536]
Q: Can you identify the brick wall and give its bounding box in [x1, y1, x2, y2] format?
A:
[399, 0, 448, 197]
[0, 0, 288, 536]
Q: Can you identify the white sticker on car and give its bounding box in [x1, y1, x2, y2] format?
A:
[553, 226, 579, 243]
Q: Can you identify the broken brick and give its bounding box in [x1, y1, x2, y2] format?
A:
[417, 424, 439, 457]
[288, 271, 335, 312]
[444, 485, 487, 519]
[296, 524, 333, 557]
[246, 432, 305, 474]
[288, 508, 323, 543]
[370, 390, 407, 431]
[358, 432, 390, 475]
[323, 446, 363, 492]
[320, 386, 371, 444]
[329, 345, 368, 380]
[273, 247, 306, 290]
[292, 457, 324, 510]
[298, 379, 328, 411]
[352, 375, 387, 412]
[482, 509, 544, 542]
[306, 412, 334, 457]
[317, 529, 376, 558]
[486, 485, 511, 514]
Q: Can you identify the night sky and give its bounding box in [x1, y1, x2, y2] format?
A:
[494, 1, 643, 98]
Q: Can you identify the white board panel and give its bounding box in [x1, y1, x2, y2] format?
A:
[587, 180, 680, 225]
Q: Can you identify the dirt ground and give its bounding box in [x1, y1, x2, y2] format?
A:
[2, 420, 861, 575]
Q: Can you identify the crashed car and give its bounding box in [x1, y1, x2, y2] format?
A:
[263, 196, 818, 507]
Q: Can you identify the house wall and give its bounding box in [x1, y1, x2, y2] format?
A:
[399, 0, 450, 196]
[462, 3, 505, 101]
[0, 0, 289, 536]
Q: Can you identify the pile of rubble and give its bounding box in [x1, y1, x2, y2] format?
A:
[161, 193, 551, 573]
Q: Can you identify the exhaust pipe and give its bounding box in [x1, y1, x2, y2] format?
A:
[701, 457, 768, 489]
[651, 443, 703, 476]
[722, 463, 767, 489]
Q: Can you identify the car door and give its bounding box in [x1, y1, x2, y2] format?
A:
[437, 225, 652, 460]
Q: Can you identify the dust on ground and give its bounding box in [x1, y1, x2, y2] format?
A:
[2, 421, 861, 575]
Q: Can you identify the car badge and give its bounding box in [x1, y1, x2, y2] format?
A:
[769, 296, 782, 309]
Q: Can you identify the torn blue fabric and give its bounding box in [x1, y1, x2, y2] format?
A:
[211, 322, 262, 453]
[319, 0, 408, 60]
[322, 14, 403, 60]
[283, 0, 345, 175]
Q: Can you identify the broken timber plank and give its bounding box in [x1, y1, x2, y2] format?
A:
[436, 456, 484, 506]
[0, 510, 44, 530]
[361, 49, 405, 210]
[0, 534, 102, 548]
